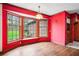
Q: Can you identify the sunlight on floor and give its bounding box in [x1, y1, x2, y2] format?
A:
[66, 41, 79, 49]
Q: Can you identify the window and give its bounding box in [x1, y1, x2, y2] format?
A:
[7, 13, 20, 43]
[39, 20, 48, 37]
[23, 18, 37, 39]
[7, 12, 48, 42]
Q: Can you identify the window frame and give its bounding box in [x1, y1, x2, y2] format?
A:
[39, 19, 48, 37]
[7, 12, 21, 43]
[23, 17, 38, 40]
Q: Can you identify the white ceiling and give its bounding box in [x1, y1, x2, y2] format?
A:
[10, 3, 79, 15]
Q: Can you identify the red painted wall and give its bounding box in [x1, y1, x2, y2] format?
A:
[50, 11, 66, 46]
[2, 3, 50, 52]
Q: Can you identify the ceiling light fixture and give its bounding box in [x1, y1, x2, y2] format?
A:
[35, 6, 43, 19]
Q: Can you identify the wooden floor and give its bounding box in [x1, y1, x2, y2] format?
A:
[1, 42, 79, 56]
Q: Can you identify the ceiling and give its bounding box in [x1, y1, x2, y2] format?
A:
[10, 3, 79, 15]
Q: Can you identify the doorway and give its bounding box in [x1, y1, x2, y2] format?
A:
[66, 17, 72, 44]
[74, 15, 79, 49]
[66, 15, 79, 49]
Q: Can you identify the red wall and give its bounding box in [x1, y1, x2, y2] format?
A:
[50, 11, 66, 46]
[2, 3, 50, 52]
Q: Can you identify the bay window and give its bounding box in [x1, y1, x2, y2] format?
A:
[7, 12, 48, 43]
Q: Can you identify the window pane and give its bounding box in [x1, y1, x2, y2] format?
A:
[39, 20, 48, 37]
[7, 14, 13, 42]
[24, 18, 36, 39]
[16, 17, 20, 39]
[7, 13, 20, 43]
